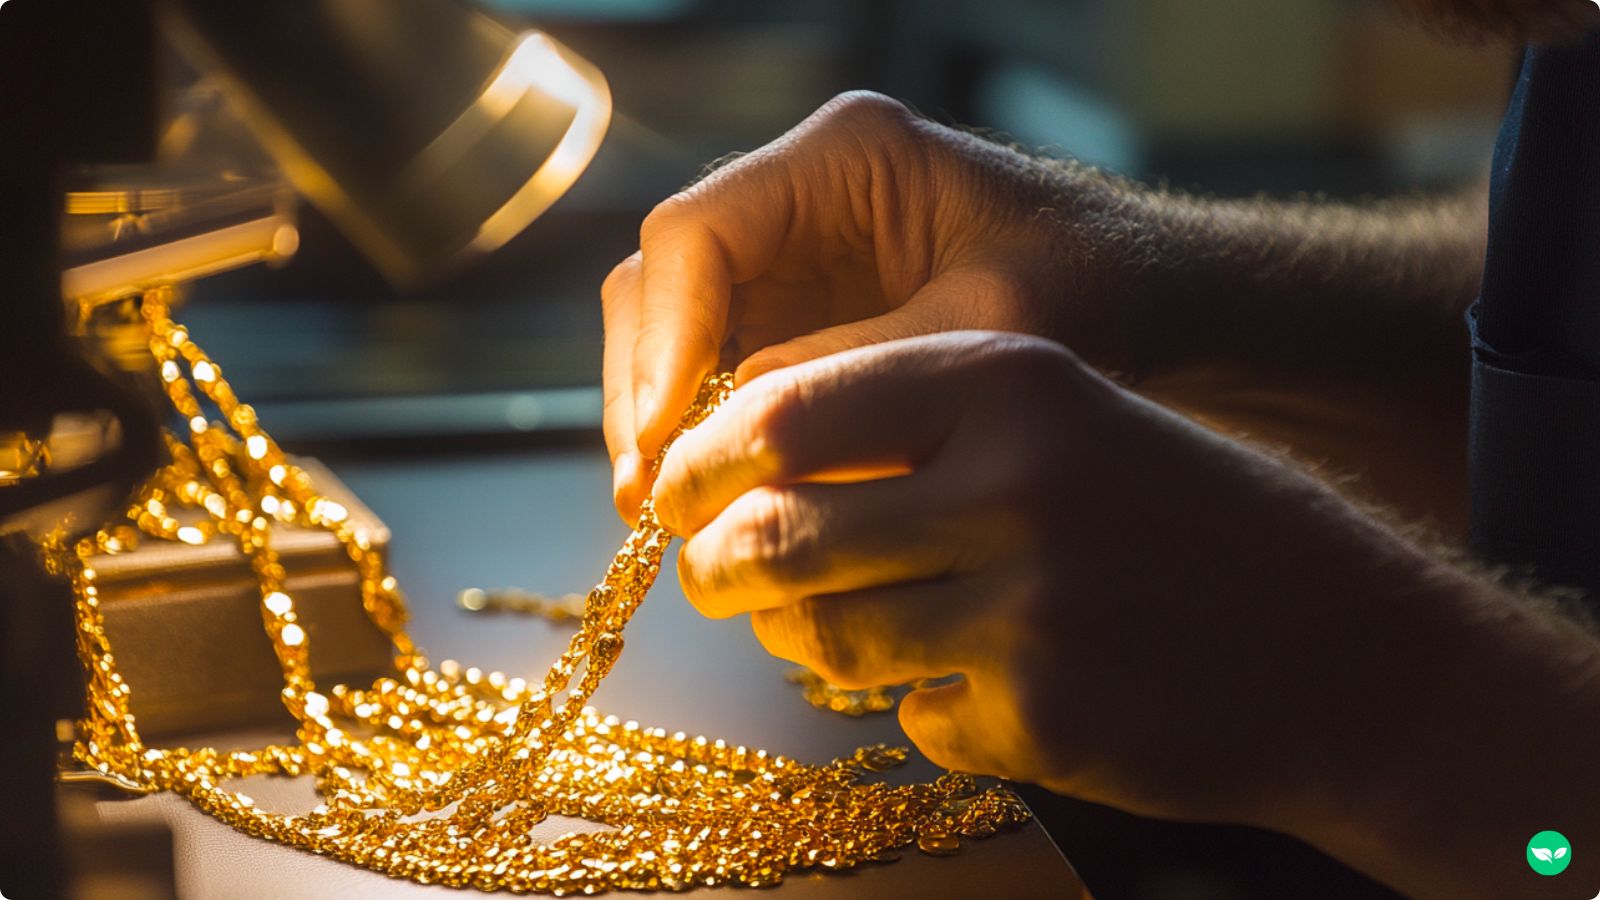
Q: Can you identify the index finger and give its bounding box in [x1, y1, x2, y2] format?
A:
[630, 91, 909, 458]
[631, 159, 795, 458]
[601, 252, 646, 522]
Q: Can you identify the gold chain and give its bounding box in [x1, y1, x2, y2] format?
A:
[456, 595, 901, 717]
[785, 667, 904, 717]
[52, 287, 1028, 893]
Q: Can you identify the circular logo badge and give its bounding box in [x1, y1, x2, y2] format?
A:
[1527, 831, 1572, 876]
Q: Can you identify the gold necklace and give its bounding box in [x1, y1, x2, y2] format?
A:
[52, 287, 1029, 893]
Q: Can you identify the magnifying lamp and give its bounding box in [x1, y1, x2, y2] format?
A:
[166, 0, 612, 286]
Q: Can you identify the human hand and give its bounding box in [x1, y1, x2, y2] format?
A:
[603, 92, 1123, 522]
[650, 331, 1457, 829]
[604, 91, 1491, 533]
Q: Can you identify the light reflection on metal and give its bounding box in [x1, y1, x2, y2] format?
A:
[62, 212, 298, 306]
[0, 435, 49, 487]
[467, 32, 611, 257]
[61, 83, 300, 309]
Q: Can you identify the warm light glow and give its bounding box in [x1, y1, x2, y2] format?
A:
[264, 591, 293, 616]
[491, 33, 592, 111]
[271, 224, 300, 259]
[62, 215, 297, 306]
[203, 494, 227, 518]
[302, 691, 329, 718]
[468, 32, 611, 255]
[310, 498, 348, 523]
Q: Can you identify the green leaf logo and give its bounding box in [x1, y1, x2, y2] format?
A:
[1527, 831, 1572, 876]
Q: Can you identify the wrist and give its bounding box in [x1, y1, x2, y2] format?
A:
[999, 156, 1181, 380]
[933, 131, 1148, 375]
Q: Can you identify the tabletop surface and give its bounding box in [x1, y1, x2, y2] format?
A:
[88, 448, 1087, 899]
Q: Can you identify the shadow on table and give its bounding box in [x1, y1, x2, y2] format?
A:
[1018, 785, 1403, 900]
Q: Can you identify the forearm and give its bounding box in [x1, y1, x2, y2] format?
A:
[1042, 161, 1488, 384]
[1279, 561, 1600, 898]
[1012, 155, 1489, 527]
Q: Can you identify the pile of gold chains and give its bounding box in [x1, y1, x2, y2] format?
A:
[49, 287, 1029, 894]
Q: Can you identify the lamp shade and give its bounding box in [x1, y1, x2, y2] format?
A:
[164, 0, 610, 286]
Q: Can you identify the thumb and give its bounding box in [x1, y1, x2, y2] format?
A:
[898, 678, 1000, 776]
[734, 265, 1011, 383]
[734, 304, 943, 384]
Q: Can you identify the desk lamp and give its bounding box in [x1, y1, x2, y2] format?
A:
[0, 2, 609, 894]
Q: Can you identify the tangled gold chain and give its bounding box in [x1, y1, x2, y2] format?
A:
[52, 287, 1028, 893]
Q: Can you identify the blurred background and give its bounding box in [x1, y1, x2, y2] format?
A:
[180, 0, 1515, 457]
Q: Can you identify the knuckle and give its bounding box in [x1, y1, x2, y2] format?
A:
[801, 92, 917, 165]
[638, 195, 695, 245]
[951, 332, 1086, 421]
[796, 599, 870, 689]
[741, 376, 809, 478]
[977, 332, 1077, 382]
[741, 488, 792, 565]
[816, 90, 910, 130]
[728, 487, 815, 584]
[600, 254, 640, 305]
